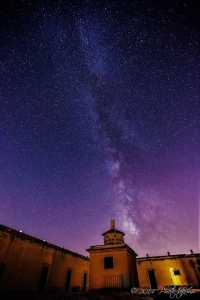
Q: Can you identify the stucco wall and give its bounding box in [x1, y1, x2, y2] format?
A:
[0, 225, 89, 292]
[88, 245, 138, 290]
[48, 250, 89, 292]
[136, 255, 200, 289]
[1, 223, 199, 293]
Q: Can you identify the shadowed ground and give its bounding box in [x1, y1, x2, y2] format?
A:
[0, 291, 151, 300]
[0, 291, 200, 300]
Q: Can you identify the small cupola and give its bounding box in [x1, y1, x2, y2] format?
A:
[102, 220, 125, 245]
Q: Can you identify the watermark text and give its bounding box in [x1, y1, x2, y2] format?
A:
[131, 285, 198, 298]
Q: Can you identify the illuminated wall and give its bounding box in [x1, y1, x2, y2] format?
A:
[136, 253, 200, 289]
[0, 224, 89, 292]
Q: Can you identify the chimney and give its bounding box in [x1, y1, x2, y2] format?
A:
[190, 249, 194, 254]
[167, 251, 170, 256]
[110, 220, 115, 229]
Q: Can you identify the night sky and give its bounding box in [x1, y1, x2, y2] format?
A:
[1, 0, 199, 257]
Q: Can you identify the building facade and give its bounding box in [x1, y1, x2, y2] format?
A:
[0, 224, 89, 293]
[136, 252, 200, 289]
[0, 221, 199, 292]
[87, 220, 139, 290]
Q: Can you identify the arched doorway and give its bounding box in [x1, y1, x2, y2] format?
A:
[38, 264, 50, 292]
[147, 269, 157, 289]
[65, 269, 72, 292]
[83, 272, 87, 291]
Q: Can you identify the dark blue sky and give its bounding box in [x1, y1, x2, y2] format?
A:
[1, 0, 199, 256]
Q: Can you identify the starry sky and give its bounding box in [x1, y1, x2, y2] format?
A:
[1, 0, 199, 257]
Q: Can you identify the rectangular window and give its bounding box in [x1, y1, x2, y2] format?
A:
[104, 257, 113, 269]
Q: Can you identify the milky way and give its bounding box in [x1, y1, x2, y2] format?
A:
[1, 0, 199, 256]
